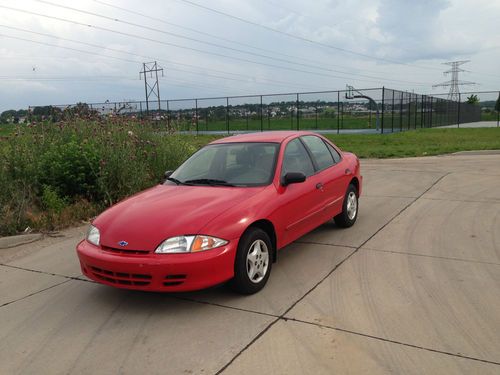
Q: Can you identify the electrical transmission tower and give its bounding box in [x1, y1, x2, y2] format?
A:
[139, 61, 164, 114]
[432, 60, 475, 101]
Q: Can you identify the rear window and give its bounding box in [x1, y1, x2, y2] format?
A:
[301, 136, 334, 170]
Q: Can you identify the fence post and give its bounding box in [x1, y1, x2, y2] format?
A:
[420, 95, 427, 129]
[341, 102, 344, 131]
[399, 93, 403, 132]
[429, 97, 433, 128]
[315, 105, 318, 129]
[296, 93, 300, 130]
[391, 90, 395, 133]
[457, 93, 461, 128]
[166, 100, 170, 129]
[226, 97, 229, 134]
[337, 91, 340, 135]
[497, 92, 499, 127]
[379, 87, 384, 133]
[195, 99, 198, 135]
[414, 94, 418, 129]
[407, 93, 411, 130]
[260, 95, 263, 132]
[139, 101, 143, 118]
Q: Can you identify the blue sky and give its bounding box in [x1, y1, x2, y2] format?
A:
[0, 0, 499, 111]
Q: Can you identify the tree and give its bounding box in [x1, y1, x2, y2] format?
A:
[495, 93, 500, 112]
[0, 110, 17, 123]
[466, 94, 479, 105]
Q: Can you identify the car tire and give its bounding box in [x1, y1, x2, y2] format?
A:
[230, 227, 273, 294]
[334, 184, 359, 228]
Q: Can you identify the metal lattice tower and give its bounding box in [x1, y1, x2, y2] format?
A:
[432, 60, 475, 101]
[139, 61, 164, 114]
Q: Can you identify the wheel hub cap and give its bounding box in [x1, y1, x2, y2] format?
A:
[346, 191, 358, 220]
[246, 239, 269, 283]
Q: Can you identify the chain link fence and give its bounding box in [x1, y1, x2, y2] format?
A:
[29, 88, 498, 134]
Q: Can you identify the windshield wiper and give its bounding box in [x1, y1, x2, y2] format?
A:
[166, 177, 185, 185]
[184, 178, 235, 187]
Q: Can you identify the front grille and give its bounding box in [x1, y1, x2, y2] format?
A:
[90, 265, 152, 286]
[164, 274, 187, 286]
[101, 245, 149, 255]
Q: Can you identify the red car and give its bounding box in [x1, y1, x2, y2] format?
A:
[77, 131, 362, 294]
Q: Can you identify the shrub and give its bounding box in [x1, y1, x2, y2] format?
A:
[39, 139, 101, 199]
[0, 118, 202, 235]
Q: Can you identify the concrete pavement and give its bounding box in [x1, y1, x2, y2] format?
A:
[1, 153, 499, 374]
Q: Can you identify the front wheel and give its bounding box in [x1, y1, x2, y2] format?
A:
[230, 228, 272, 294]
[334, 184, 358, 228]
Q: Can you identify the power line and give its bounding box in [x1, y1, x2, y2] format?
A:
[172, 0, 441, 71]
[92, 0, 435, 82]
[91, 0, 338, 69]
[1, 6, 374, 84]
[31, 0, 433, 85]
[0, 25, 339, 91]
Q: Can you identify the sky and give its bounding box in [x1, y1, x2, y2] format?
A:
[0, 0, 499, 111]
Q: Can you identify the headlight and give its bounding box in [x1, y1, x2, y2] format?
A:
[155, 235, 228, 254]
[87, 225, 100, 246]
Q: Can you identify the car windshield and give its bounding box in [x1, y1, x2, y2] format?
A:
[169, 142, 279, 187]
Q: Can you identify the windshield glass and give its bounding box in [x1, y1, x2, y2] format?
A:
[170, 142, 279, 187]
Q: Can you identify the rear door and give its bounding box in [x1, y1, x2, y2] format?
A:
[300, 135, 346, 220]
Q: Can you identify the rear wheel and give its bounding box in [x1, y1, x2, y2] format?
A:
[334, 184, 358, 228]
[230, 228, 272, 294]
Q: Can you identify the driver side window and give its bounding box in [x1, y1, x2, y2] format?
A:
[281, 138, 315, 178]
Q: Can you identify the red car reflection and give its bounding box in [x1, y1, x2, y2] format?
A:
[76, 131, 362, 294]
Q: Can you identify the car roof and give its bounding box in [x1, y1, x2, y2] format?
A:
[210, 131, 319, 144]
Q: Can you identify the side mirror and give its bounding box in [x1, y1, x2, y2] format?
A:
[282, 172, 306, 186]
[164, 170, 173, 179]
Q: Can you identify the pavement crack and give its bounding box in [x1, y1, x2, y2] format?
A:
[286, 317, 500, 367]
[173, 296, 278, 319]
[0, 263, 94, 283]
[421, 197, 500, 204]
[363, 195, 417, 199]
[0, 279, 70, 308]
[294, 241, 357, 249]
[363, 248, 500, 266]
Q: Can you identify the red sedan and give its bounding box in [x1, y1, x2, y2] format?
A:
[77, 131, 362, 294]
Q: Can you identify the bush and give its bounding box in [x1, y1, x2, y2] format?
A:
[39, 139, 100, 199]
[0, 118, 203, 235]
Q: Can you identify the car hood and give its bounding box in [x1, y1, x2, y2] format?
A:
[94, 184, 263, 251]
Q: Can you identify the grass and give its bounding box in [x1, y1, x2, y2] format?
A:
[172, 111, 469, 132]
[1, 120, 499, 236]
[326, 128, 500, 158]
[481, 112, 500, 121]
[174, 115, 385, 132]
[0, 124, 15, 136]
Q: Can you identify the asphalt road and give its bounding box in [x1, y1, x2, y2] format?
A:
[1, 153, 499, 374]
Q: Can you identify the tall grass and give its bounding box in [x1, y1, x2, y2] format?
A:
[0, 118, 199, 235]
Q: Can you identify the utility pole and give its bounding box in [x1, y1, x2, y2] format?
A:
[139, 61, 164, 115]
[433, 61, 475, 101]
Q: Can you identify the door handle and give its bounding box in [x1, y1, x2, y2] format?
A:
[316, 183, 324, 190]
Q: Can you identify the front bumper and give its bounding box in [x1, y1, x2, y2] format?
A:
[76, 239, 237, 292]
